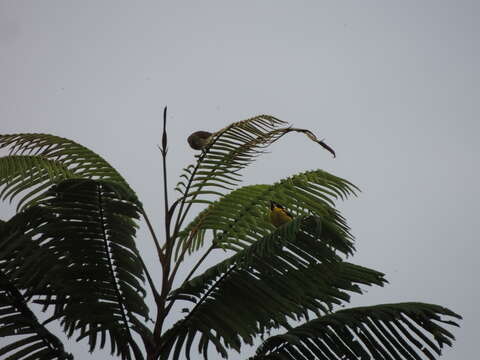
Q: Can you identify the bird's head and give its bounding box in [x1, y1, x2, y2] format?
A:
[270, 201, 282, 210]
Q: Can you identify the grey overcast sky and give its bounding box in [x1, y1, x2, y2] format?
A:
[1, 1, 478, 359]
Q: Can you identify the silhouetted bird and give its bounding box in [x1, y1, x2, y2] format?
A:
[188, 131, 212, 150]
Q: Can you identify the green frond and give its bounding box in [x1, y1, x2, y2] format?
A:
[0, 179, 149, 360]
[252, 303, 462, 360]
[178, 115, 336, 206]
[0, 272, 73, 360]
[0, 134, 137, 210]
[163, 218, 383, 359]
[0, 155, 77, 210]
[176, 115, 286, 202]
[175, 169, 357, 258]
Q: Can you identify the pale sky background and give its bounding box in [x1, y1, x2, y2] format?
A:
[1, 1, 478, 359]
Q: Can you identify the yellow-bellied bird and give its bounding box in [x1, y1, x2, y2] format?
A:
[269, 201, 293, 227]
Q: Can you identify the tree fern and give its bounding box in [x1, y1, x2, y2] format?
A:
[162, 217, 385, 358]
[175, 169, 357, 257]
[0, 112, 462, 360]
[0, 134, 137, 210]
[175, 115, 286, 199]
[0, 272, 73, 360]
[0, 221, 73, 360]
[0, 179, 149, 360]
[176, 116, 337, 204]
[251, 303, 461, 360]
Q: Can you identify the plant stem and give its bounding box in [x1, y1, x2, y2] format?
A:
[161, 106, 170, 245]
[169, 242, 214, 290]
[139, 256, 160, 303]
[141, 208, 165, 265]
[163, 243, 215, 318]
[183, 243, 215, 284]
[153, 263, 237, 360]
[170, 156, 203, 240]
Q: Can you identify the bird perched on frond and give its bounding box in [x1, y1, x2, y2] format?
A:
[269, 201, 293, 227]
[188, 131, 213, 150]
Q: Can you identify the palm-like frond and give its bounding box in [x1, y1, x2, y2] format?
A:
[0, 134, 136, 210]
[176, 115, 285, 200]
[162, 217, 385, 359]
[176, 169, 357, 257]
[0, 179, 149, 360]
[0, 221, 73, 360]
[176, 116, 336, 205]
[0, 272, 74, 360]
[0, 156, 75, 210]
[0, 119, 463, 360]
[252, 303, 461, 360]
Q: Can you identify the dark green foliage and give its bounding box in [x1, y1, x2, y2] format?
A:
[0, 272, 73, 360]
[0, 221, 73, 360]
[0, 179, 149, 360]
[163, 217, 386, 359]
[0, 117, 462, 360]
[175, 115, 340, 206]
[251, 303, 461, 360]
[0, 134, 137, 210]
[175, 115, 287, 202]
[175, 169, 358, 257]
